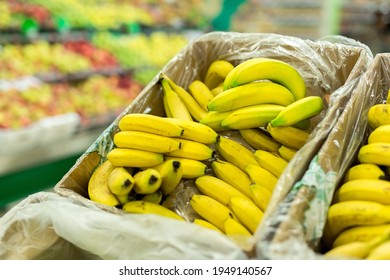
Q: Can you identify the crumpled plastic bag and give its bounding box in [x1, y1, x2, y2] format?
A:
[0, 32, 374, 259]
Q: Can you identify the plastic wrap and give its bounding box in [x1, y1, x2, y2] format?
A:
[258, 54, 390, 259]
[0, 32, 373, 259]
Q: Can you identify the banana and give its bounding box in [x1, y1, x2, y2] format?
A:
[188, 80, 215, 111]
[254, 150, 288, 178]
[228, 196, 264, 234]
[113, 131, 181, 154]
[195, 175, 250, 206]
[278, 145, 297, 162]
[250, 183, 272, 212]
[167, 138, 215, 161]
[204, 60, 234, 90]
[161, 73, 208, 121]
[107, 148, 164, 168]
[270, 96, 323, 127]
[368, 104, 390, 130]
[366, 239, 390, 260]
[293, 118, 311, 130]
[215, 136, 260, 172]
[325, 234, 390, 259]
[164, 156, 207, 179]
[245, 164, 278, 193]
[133, 168, 162, 194]
[193, 218, 223, 233]
[332, 224, 390, 248]
[221, 104, 285, 130]
[368, 124, 390, 144]
[324, 200, 390, 246]
[333, 179, 390, 205]
[211, 159, 253, 198]
[224, 218, 252, 237]
[116, 192, 136, 206]
[163, 91, 174, 118]
[211, 83, 224, 96]
[88, 160, 120, 207]
[358, 143, 390, 166]
[199, 110, 232, 131]
[107, 167, 135, 196]
[161, 78, 193, 121]
[208, 81, 295, 112]
[190, 194, 237, 232]
[223, 57, 306, 101]
[267, 123, 310, 150]
[239, 128, 281, 153]
[141, 190, 163, 204]
[118, 113, 184, 137]
[122, 200, 184, 221]
[343, 163, 386, 182]
[152, 159, 183, 195]
[170, 118, 219, 144]
[387, 89, 390, 104]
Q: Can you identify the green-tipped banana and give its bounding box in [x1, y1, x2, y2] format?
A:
[161, 78, 193, 121]
[122, 200, 184, 221]
[164, 156, 207, 179]
[204, 60, 234, 90]
[107, 148, 164, 168]
[199, 110, 233, 131]
[170, 118, 219, 144]
[133, 168, 162, 194]
[270, 96, 323, 127]
[208, 81, 295, 112]
[152, 159, 183, 195]
[239, 128, 281, 153]
[113, 131, 181, 153]
[189, 80, 215, 111]
[223, 57, 306, 101]
[221, 104, 285, 130]
[108, 167, 135, 196]
[167, 138, 215, 161]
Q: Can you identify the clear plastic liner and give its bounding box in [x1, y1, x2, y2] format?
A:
[0, 32, 373, 259]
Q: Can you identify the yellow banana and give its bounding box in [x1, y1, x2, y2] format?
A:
[161, 73, 208, 121]
[254, 150, 288, 178]
[239, 128, 281, 153]
[167, 138, 215, 161]
[387, 89, 390, 104]
[141, 190, 163, 204]
[245, 164, 278, 193]
[332, 224, 390, 248]
[188, 79, 215, 111]
[343, 163, 386, 183]
[199, 110, 232, 131]
[152, 159, 183, 195]
[190, 194, 237, 232]
[113, 131, 181, 154]
[270, 96, 323, 127]
[170, 118, 219, 144]
[267, 123, 310, 150]
[163, 90, 174, 118]
[195, 175, 250, 206]
[228, 196, 264, 234]
[366, 239, 390, 260]
[250, 183, 272, 212]
[122, 200, 184, 221]
[116, 192, 136, 206]
[118, 113, 184, 137]
[164, 156, 207, 179]
[208, 81, 295, 112]
[193, 218, 223, 233]
[368, 124, 390, 144]
[368, 104, 390, 130]
[204, 60, 234, 90]
[224, 218, 252, 237]
[107, 148, 164, 168]
[325, 234, 390, 259]
[161, 78, 193, 121]
[278, 145, 297, 162]
[88, 160, 120, 207]
[211, 83, 224, 96]
[107, 167, 134, 196]
[133, 168, 162, 194]
[333, 179, 390, 205]
[324, 201, 390, 247]
[358, 142, 390, 166]
[221, 104, 285, 130]
[215, 136, 260, 172]
[211, 159, 253, 198]
[223, 57, 306, 101]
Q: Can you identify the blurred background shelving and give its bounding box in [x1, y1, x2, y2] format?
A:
[1, 0, 390, 211]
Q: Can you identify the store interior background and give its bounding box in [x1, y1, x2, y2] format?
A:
[0, 0, 389, 215]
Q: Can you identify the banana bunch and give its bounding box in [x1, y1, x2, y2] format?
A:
[322, 98, 390, 259]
